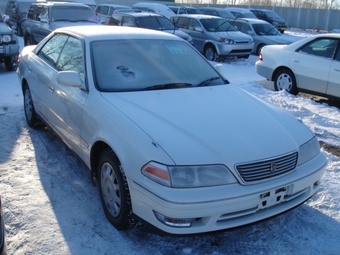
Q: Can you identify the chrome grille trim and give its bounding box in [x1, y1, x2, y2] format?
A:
[236, 152, 298, 182]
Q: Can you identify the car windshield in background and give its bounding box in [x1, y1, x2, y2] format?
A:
[52, 6, 97, 22]
[136, 16, 174, 30]
[265, 11, 281, 19]
[92, 39, 224, 92]
[18, 2, 32, 11]
[253, 23, 279, 35]
[201, 19, 237, 32]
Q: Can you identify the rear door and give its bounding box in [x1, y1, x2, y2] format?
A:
[326, 43, 340, 98]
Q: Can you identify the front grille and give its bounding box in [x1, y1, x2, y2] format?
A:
[236, 152, 298, 183]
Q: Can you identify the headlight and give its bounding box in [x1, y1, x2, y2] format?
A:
[142, 162, 238, 188]
[2, 35, 12, 43]
[297, 136, 320, 166]
[219, 38, 235, 44]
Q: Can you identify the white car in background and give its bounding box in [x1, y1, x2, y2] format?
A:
[256, 33, 340, 99]
[17, 25, 326, 235]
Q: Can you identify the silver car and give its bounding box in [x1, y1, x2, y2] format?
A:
[233, 18, 295, 55]
[170, 14, 254, 61]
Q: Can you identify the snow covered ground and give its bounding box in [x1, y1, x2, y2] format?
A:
[1, 31, 340, 254]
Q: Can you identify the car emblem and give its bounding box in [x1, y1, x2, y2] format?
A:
[270, 162, 277, 173]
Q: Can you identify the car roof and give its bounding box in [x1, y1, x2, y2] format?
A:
[113, 12, 162, 17]
[96, 4, 130, 7]
[30, 1, 87, 7]
[225, 7, 253, 13]
[235, 18, 270, 24]
[171, 14, 222, 19]
[54, 25, 181, 40]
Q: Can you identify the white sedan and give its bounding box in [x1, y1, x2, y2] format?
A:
[17, 25, 327, 235]
[256, 33, 340, 99]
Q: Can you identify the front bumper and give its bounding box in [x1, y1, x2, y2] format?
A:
[216, 42, 254, 57]
[130, 153, 327, 235]
[0, 44, 20, 57]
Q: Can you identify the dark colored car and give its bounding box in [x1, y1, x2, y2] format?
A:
[22, 1, 101, 46]
[199, 7, 235, 20]
[250, 9, 287, 33]
[0, 196, 6, 255]
[0, 13, 19, 71]
[5, 0, 35, 36]
[108, 12, 194, 46]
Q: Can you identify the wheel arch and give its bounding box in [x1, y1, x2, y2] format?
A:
[90, 141, 121, 186]
[203, 42, 218, 54]
[271, 66, 295, 82]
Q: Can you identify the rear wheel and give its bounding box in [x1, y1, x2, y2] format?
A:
[274, 69, 298, 95]
[98, 149, 133, 230]
[204, 45, 218, 61]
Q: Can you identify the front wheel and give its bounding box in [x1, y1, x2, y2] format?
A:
[204, 45, 218, 61]
[274, 69, 298, 95]
[98, 149, 133, 230]
[23, 84, 42, 128]
[5, 55, 18, 71]
[256, 44, 266, 56]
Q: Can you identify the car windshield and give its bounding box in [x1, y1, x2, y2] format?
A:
[186, 8, 202, 14]
[136, 16, 174, 30]
[217, 10, 234, 19]
[18, 2, 32, 12]
[92, 39, 225, 92]
[253, 23, 279, 35]
[201, 18, 236, 32]
[265, 11, 281, 19]
[52, 6, 98, 22]
[242, 12, 257, 18]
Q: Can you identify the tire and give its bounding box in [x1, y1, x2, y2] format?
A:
[24, 34, 34, 46]
[274, 69, 298, 95]
[204, 45, 218, 61]
[98, 149, 133, 230]
[256, 44, 266, 56]
[4, 55, 18, 72]
[23, 84, 42, 128]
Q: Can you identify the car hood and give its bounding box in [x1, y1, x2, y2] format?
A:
[0, 22, 14, 34]
[51, 21, 100, 29]
[164, 29, 190, 40]
[260, 35, 294, 44]
[101, 85, 313, 166]
[271, 17, 286, 24]
[215, 31, 252, 41]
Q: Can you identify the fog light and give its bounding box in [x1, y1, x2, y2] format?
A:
[153, 211, 195, 227]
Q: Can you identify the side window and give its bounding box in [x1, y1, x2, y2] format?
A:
[179, 8, 186, 14]
[101, 6, 109, 15]
[57, 36, 85, 82]
[299, 38, 338, 59]
[39, 6, 49, 21]
[95, 6, 101, 14]
[37, 34, 68, 68]
[188, 19, 200, 30]
[177, 17, 188, 29]
[122, 16, 135, 27]
[27, 6, 35, 20]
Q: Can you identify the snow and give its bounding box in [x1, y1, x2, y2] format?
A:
[1, 30, 340, 254]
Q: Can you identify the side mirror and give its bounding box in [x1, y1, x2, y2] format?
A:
[58, 71, 82, 88]
[213, 64, 229, 83]
[194, 26, 203, 32]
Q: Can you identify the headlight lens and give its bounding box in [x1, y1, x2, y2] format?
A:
[142, 162, 237, 188]
[2, 35, 12, 43]
[297, 136, 320, 166]
[219, 38, 235, 44]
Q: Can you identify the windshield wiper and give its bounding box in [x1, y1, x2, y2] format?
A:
[197, 77, 221, 86]
[143, 83, 192, 91]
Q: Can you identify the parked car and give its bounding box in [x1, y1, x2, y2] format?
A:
[250, 9, 287, 33]
[108, 12, 193, 46]
[22, 1, 102, 46]
[17, 25, 327, 235]
[199, 7, 235, 20]
[225, 7, 257, 19]
[256, 33, 340, 99]
[95, 4, 133, 24]
[170, 14, 254, 61]
[233, 18, 295, 55]
[5, 0, 35, 36]
[0, 13, 19, 71]
[0, 196, 6, 255]
[132, 2, 175, 19]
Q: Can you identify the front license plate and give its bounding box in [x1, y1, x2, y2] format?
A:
[258, 186, 288, 209]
